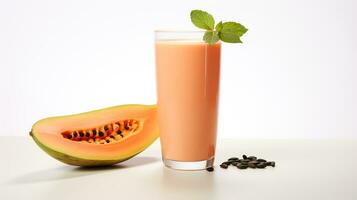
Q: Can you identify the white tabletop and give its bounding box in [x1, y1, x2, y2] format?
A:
[1, 137, 356, 200]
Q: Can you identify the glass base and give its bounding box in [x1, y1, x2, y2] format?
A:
[163, 157, 214, 171]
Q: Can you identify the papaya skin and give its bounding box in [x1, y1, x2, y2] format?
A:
[30, 104, 159, 167]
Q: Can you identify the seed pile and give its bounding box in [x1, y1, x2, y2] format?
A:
[220, 155, 275, 170]
[61, 119, 140, 144]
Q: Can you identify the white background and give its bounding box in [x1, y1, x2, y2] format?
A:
[1, 0, 356, 138]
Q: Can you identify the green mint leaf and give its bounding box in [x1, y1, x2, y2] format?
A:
[190, 10, 215, 30]
[215, 21, 223, 32]
[203, 31, 219, 44]
[218, 22, 248, 43]
[190, 10, 248, 44]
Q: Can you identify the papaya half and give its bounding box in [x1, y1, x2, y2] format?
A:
[30, 104, 159, 167]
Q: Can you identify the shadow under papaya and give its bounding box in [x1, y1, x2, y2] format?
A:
[6, 156, 159, 185]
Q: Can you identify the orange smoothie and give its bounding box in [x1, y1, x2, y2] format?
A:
[155, 40, 221, 162]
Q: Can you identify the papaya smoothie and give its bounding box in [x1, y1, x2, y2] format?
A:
[155, 31, 221, 170]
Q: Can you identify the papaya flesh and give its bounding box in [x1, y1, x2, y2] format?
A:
[30, 104, 159, 167]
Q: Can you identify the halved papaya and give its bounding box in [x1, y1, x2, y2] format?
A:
[30, 104, 159, 167]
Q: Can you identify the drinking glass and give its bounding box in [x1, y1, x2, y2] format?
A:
[155, 31, 221, 170]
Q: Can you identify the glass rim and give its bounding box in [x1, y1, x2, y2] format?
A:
[155, 30, 208, 41]
[154, 30, 206, 33]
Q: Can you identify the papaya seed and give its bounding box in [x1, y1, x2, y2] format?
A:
[79, 131, 84, 137]
[113, 123, 119, 131]
[99, 131, 104, 137]
[117, 130, 123, 137]
[124, 120, 129, 130]
[115, 122, 120, 128]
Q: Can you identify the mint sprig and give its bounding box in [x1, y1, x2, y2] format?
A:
[190, 10, 248, 44]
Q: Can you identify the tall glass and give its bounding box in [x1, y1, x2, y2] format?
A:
[155, 31, 221, 170]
